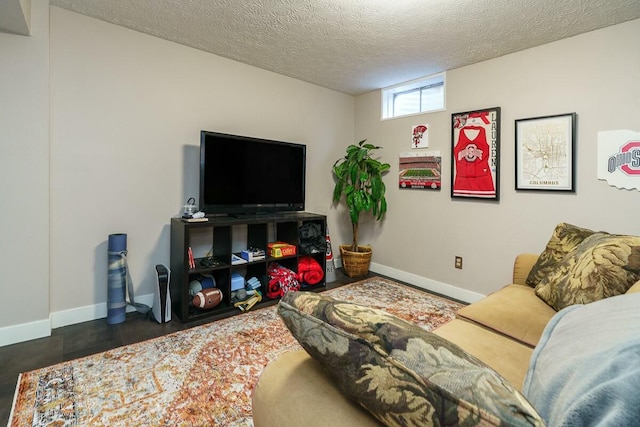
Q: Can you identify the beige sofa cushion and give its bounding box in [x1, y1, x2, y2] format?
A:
[456, 284, 557, 348]
[252, 350, 382, 427]
[512, 253, 540, 286]
[434, 319, 533, 391]
[626, 280, 640, 294]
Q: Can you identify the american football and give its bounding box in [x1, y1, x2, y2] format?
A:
[192, 288, 223, 309]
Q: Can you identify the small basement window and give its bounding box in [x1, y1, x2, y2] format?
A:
[381, 72, 445, 120]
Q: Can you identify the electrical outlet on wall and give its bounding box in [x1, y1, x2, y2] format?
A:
[455, 256, 463, 269]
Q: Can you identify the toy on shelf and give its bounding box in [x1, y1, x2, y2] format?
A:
[231, 288, 262, 312]
[192, 288, 223, 309]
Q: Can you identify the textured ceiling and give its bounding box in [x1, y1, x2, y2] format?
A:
[49, 0, 640, 95]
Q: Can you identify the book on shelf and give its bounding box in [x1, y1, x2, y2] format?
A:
[183, 217, 208, 223]
[231, 253, 248, 265]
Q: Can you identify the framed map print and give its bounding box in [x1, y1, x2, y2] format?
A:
[451, 107, 500, 200]
[515, 113, 576, 192]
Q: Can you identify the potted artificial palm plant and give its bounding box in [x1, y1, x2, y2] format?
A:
[332, 139, 390, 277]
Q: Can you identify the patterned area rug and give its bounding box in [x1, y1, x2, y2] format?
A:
[9, 277, 463, 427]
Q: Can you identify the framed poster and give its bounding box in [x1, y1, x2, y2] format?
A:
[399, 151, 441, 190]
[515, 113, 576, 192]
[451, 107, 500, 200]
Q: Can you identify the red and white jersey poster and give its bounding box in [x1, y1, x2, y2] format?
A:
[451, 107, 500, 200]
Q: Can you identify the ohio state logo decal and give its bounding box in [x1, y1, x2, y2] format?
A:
[608, 141, 640, 175]
[598, 130, 640, 191]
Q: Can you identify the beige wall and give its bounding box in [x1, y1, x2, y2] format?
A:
[352, 19, 640, 297]
[0, 0, 49, 345]
[48, 8, 354, 324]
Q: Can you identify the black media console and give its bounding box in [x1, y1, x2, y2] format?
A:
[169, 212, 327, 322]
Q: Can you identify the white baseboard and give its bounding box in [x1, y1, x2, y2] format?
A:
[369, 261, 485, 304]
[51, 293, 155, 328]
[0, 318, 51, 347]
[334, 257, 485, 304]
[0, 293, 155, 347]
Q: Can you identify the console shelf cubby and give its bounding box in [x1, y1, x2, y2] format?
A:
[170, 212, 327, 322]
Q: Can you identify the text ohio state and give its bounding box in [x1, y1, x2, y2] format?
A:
[608, 144, 640, 174]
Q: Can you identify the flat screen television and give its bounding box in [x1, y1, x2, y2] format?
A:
[199, 131, 306, 216]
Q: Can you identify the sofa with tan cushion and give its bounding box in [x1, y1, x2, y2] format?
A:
[253, 223, 640, 426]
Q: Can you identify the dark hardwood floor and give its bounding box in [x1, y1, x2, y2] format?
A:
[0, 269, 373, 425]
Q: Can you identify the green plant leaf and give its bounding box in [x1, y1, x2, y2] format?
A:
[353, 191, 363, 211]
[370, 175, 381, 198]
[346, 144, 359, 154]
[365, 158, 380, 168]
[379, 198, 387, 219]
[349, 204, 359, 225]
[363, 193, 372, 211]
[357, 149, 367, 162]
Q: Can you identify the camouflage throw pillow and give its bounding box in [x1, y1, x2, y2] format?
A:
[526, 223, 598, 287]
[278, 291, 544, 427]
[535, 233, 640, 311]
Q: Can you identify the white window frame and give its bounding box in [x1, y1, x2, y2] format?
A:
[381, 72, 446, 120]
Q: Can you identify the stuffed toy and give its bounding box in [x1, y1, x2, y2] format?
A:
[297, 256, 324, 285]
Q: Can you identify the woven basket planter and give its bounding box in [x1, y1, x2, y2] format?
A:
[339, 245, 372, 278]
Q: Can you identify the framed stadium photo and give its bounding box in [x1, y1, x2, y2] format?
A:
[399, 151, 442, 190]
[451, 107, 501, 200]
[515, 113, 576, 192]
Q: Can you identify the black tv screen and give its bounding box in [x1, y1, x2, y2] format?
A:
[199, 131, 306, 216]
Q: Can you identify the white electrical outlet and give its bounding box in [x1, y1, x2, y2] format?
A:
[455, 256, 463, 269]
